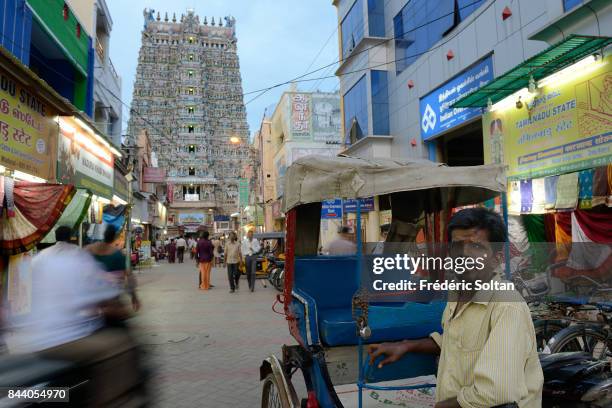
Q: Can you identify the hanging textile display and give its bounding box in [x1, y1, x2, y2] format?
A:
[544, 176, 559, 210]
[521, 214, 550, 272]
[40, 189, 92, 244]
[531, 178, 546, 214]
[544, 214, 556, 243]
[607, 164, 612, 207]
[592, 165, 609, 207]
[573, 209, 612, 243]
[554, 212, 572, 262]
[555, 173, 579, 211]
[0, 177, 75, 255]
[103, 204, 127, 232]
[578, 169, 594, 209]
[508, 180, 521, 215]
[520, 179, 533, 213]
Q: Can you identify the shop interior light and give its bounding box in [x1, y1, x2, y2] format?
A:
[490, 87, 533, 112]
[13, 170, 46, 183]
[537, 55, 603, 89]
[73, 117, 122, 158]
[112, 195, 128, 205]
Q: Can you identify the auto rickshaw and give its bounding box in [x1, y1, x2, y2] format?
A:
[259, 155, 507, 408]
[240, 232, 286, 280]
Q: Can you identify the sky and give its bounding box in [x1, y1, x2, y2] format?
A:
[107, 0, 341, 139]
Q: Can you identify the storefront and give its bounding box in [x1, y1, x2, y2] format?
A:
[453, 35, 612, 278]
[420, 55, 494, 166]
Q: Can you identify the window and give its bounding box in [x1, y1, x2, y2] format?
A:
[393, 0, 484, 74]
[563, 0, 583, 11]
[341, 0, 365, 58]
[367, 0, 385, 37]
[188, 125, 194, 133]
[188, 70, 194, 78]
[371, 70, 389, 135]
[189, 36, 194, 44]
[188, 54, 194, 61]
[189, 167, 195, 176]
[189, 145, 195, 153]
[343, 74, 368, 142]
[188, 88, 194, 95]
[188, 106, 194, 114]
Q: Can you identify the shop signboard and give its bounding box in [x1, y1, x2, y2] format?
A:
[238, 178, 249, 207]
[321, 199, 343, 219]
[0, 67, 58, 179]
[312, 94, 342, 142]
[483, 54, 612, 179]
[57, 117, 114, 198]
[420, 56, 494, 141]
[214, 215, 230, 222]
[343, 197, 375, 212]
[143, 167, 166, 183]
[178, 213, 205, 224]
[290, 93, 312, 140]
[114, 171, 129, 202]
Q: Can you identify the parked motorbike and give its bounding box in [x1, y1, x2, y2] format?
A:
[266, 255, 284, 291]
[540, 352, 612, 407]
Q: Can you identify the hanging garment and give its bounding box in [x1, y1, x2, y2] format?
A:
[545, 176, 559, 210]
[578, 169, 594, 209]
[532, 178, 547, 214]
[508, 215, 530, 273]
[607, 164, 612, 207]
[520, 179, 533, 214]
[41, 189, 92, 244]
[102, 204, 127, 233]
[508, 181, 521, 215]
[555, 173, 579, 210]
[590, 166, 608, 207]
[544, 213, 556, 243]
[554, 212, 572, 262]
[0, 177, 75, 255]
[573, 209, 612, 243]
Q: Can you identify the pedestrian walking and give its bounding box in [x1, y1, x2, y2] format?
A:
[241, 230, 261, 292]
[167, 238, 176, 263]
[196, 231, 214, 290]
[188, 237, 197, 260]
[176, 235, 187, 263]
[212, 236, 221, 267]
[325, 226, 357, 255]
[224, 231, 242, 293]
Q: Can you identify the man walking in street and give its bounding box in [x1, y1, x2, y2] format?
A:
[196, 231, 214, 290]
[367, 208, 543, 407]
[325, 226, 357, 255]
[241, 230, 261, 292]
[188, 236, 197, 260]
[176, 235, 187, 263]
[224, 231, 242, 293]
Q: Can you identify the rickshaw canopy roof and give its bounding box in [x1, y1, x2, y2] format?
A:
[283, 155, 506, 212]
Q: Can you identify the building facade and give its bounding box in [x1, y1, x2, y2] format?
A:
[334, 0, 612, 164]
[128, 9, 250, 234]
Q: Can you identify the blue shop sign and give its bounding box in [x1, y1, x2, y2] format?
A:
[343, 197, 374, 213]
[321, 199, 343, 219]
[214, 215, 230, 222]
[420, 56, 494, 141]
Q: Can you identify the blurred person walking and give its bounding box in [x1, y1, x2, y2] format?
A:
[86, 225, 140, 312]
[176, 235, 187, 263]
[196, 231, 214, 290]
[224, 232, 242, 293]
[325, 226, 356, 255]
[241, 230, 261, 292]
[212, 235, 221, 267]
[188, 236, 197, 260]
[167, 238, 176, 263]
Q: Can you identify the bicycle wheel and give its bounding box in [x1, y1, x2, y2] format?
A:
[261, 373, 290, 408]
[533, 320, 568, 352]
[548, 325, 611, 359]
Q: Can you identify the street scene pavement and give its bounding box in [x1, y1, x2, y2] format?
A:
[131, 260, 302, 407]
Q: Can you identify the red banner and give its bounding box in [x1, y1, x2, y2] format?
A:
[143, 167, 166, 183]
[167, 183, 174, 203]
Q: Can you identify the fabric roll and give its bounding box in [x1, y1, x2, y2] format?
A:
[578, 169, 594, 209]
[555, 173, 579, 210]
[544, 176, 559, 210]
[520, 179, 533, 213]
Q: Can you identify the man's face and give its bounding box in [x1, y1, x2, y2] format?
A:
[449, 227, 499, 284]
[247, 231, 253, 239]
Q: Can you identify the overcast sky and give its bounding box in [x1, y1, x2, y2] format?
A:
[107, 0, 340, 139]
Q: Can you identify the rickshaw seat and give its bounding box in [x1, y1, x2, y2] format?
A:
[293, 256, 444, 346]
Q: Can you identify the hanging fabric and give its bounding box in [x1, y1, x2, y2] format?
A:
[590, 166, 608, 207]
[544, 213, 556, 243]
[520, 179, 533, 213]
[554, 212, 572, 262]
[532, 178, 546, 214]
[522, 214, 549, 272]
[555, 173, 579, 210]
[578, 169, 594, 209]
[508, 180, 521, 215]
[40, 189, 92, 244]
[102, 204, 127, 232]
[607, 164, 612, 207]
[544, 176, 559, 210]
[0, 177, 75, 255]
[573, 209, 612, 243]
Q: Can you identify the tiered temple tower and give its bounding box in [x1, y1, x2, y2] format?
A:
[128, 9, 250, 220]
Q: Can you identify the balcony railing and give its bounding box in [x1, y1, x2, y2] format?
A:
[96, 38, 105, 61]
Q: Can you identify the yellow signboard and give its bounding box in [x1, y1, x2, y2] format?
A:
[0, 67, 58, 179]
[483, 55, 612, 179]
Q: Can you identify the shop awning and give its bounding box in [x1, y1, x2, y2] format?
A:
[452, 35, 612, 108]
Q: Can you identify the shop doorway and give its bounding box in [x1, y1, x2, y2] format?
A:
[437, 120, 484, 166]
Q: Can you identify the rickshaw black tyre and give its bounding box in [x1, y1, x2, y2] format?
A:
[533, 319, 569, 352]
[261, 373, 291, 408]
[548, 325, 611, 358]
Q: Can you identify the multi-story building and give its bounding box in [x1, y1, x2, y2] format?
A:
[128, 9, 250, 233]
[334, 0, 612, 164]
[263, 88, 343, 231]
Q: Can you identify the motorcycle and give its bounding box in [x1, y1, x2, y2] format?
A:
[540, 352, 612, 408]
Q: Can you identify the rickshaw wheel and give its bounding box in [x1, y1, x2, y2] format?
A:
[261, 373, 290, 408]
